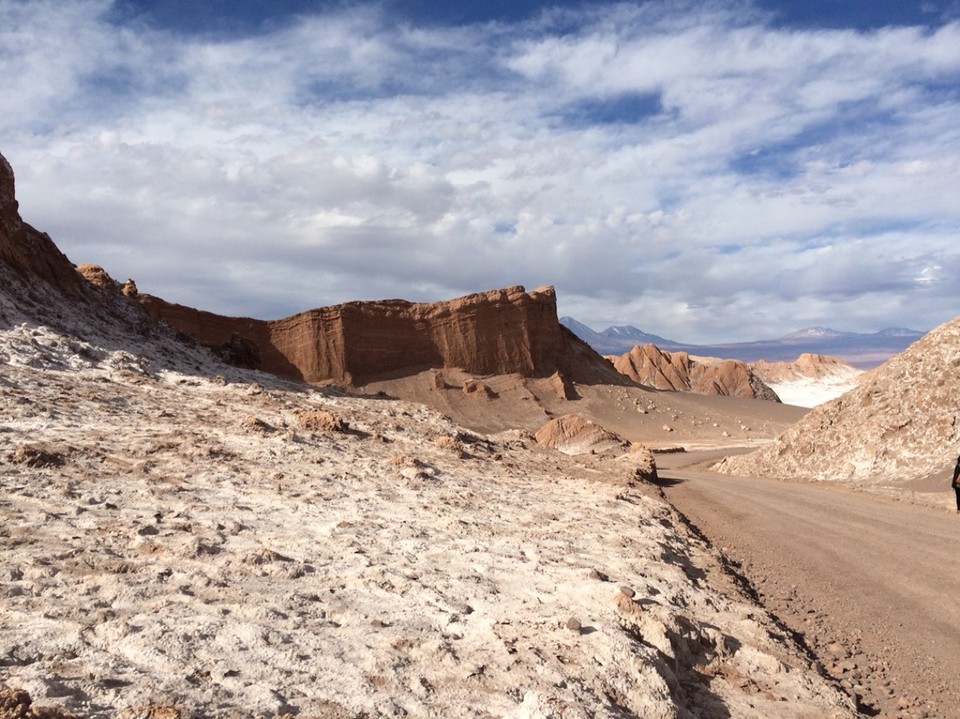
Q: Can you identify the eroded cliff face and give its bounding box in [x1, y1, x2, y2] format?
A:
[612, 343, 780, 401]
[139, 285, 615, 386]
[0, 153, 86, 297]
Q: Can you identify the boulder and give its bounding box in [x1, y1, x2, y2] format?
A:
[535, 414, 628, 455]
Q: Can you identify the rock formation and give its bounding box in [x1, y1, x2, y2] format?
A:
[715, 316, 960, 482]
[1, 151, 629, 396]
[139, 286, 628, 388]
[612, 343, 780, 401]
[751, 353, 860, 384]
[0, 153, 86, 298]
[750, 353, 863, 407]
[534, 413, 629, 455]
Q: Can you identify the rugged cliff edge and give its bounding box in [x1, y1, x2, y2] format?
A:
[138, 286, 627, 388]
[0, 154, 86, 299]
[611, 343, 780, 401]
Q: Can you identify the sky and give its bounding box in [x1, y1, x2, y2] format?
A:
[1, 0, 959, 343]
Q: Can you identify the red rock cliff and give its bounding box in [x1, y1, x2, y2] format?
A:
[0, 153, 86, 297]
[139, 285, 615, 386]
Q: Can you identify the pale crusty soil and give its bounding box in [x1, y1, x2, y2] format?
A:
[0, 320, 857, 719]
[657, 449, 960, 719]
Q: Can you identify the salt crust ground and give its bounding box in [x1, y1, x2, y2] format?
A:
[765, 376, 861, 409]
[0, 296, 856, 718]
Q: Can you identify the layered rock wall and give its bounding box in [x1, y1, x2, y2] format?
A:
[140, 285, 611, 386]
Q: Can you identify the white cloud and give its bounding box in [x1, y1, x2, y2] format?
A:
[1, 0, 958, 341]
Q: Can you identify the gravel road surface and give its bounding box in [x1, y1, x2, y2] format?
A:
[657, 450, 960, 719]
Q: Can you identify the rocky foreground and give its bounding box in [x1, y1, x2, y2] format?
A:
[0, 302, 861, 719]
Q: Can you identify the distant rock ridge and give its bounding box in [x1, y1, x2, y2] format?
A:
[715, 316, 960, 482]
[139, 286, 626, 387]
[611, 343, 780, 401]
[561, 316, 923, 367]
[748, 353, 863, 408]
[750, 353, 859, 384]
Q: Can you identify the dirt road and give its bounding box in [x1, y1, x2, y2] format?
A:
[656, 451, 960, 719]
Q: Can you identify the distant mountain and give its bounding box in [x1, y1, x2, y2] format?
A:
[561, 317, 924, 369]
[600, 325, 674, 345]
[874, 327, 924, 337]
[560, 317, 682, 355]
[558, 317, 606, 346]
[780, 327, 855, 341]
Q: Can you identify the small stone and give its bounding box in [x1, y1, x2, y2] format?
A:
[566, 617, 582, 633]
[619, 586, 636, 599]
[826, 642, 847, 657]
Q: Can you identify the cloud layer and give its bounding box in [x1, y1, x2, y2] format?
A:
[2, 0, 959, 341]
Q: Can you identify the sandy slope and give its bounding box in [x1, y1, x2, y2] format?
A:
[658, 451, 960, 719]
[360, 369, 808, 449]
[0, 317, 857, 718]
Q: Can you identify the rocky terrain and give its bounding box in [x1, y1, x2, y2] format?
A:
[749, 354, 862, 408]
[0, 151, 860, 718]
[609, 344, 779, 402]
[715, 320, 960, 484]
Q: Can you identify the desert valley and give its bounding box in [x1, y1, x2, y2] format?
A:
[2, 146, 960, 719]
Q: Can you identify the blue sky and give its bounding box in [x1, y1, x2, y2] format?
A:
[2, 0, 959, 343]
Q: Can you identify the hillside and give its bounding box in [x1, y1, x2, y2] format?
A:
[715, 318, 960, 483]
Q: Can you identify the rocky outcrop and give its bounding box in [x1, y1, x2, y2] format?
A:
[535, 414, 658, 479]
[0, 153, 86, 297]
[612, 343, 780, 401]
[140, 286, 628, 387]
[715, 316, 960, 482]
[751, 353, 860, 384]
[619, 442, 659, 482]
[749, 353, 863, 407]
[534, 414, 628, 455]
